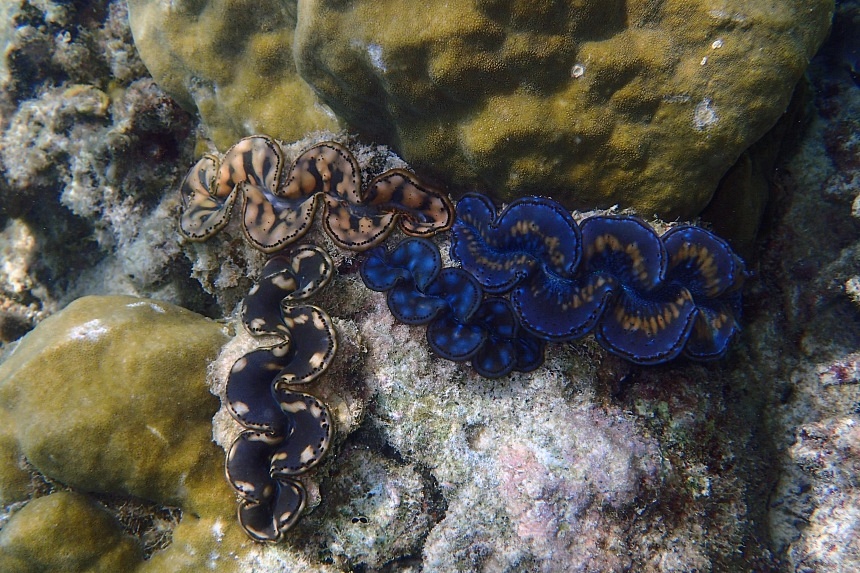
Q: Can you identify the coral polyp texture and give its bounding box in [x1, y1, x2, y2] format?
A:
[224, 245, 336, 542]
[129, 0, 833, 219]
[361, 238, 545, 378]
[178, 136, 453, 252]
[450, 194, 746, 364]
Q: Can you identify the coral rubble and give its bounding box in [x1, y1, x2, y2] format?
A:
[0, 0, 204, 335]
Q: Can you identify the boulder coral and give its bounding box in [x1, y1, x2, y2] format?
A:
[0, 296, 256, 572]
[125, 0, 339, 148]
[0, 492, 143, 572]
[128, 0, 832, 220]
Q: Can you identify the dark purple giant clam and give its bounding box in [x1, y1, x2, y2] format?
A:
[224, 245, 337, 542]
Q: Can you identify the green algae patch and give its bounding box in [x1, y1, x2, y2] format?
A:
[0, 491, 144, 573]
[0, 296, 253, 572]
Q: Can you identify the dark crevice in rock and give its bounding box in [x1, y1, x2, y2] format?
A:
[92, 493, 182, 559]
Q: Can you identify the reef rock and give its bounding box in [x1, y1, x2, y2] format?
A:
[0, 0, 205, 326]
[128, 0, 832, 219]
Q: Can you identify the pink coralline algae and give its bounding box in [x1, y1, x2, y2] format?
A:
[496, 408, 661, 570]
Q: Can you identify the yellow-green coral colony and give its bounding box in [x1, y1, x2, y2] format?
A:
[179, 136, 454, 252]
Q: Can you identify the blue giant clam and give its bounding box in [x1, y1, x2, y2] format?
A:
[361, 238, 546, 378]
[224, 245, 336, 542]
[450, 193, 746, 364]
